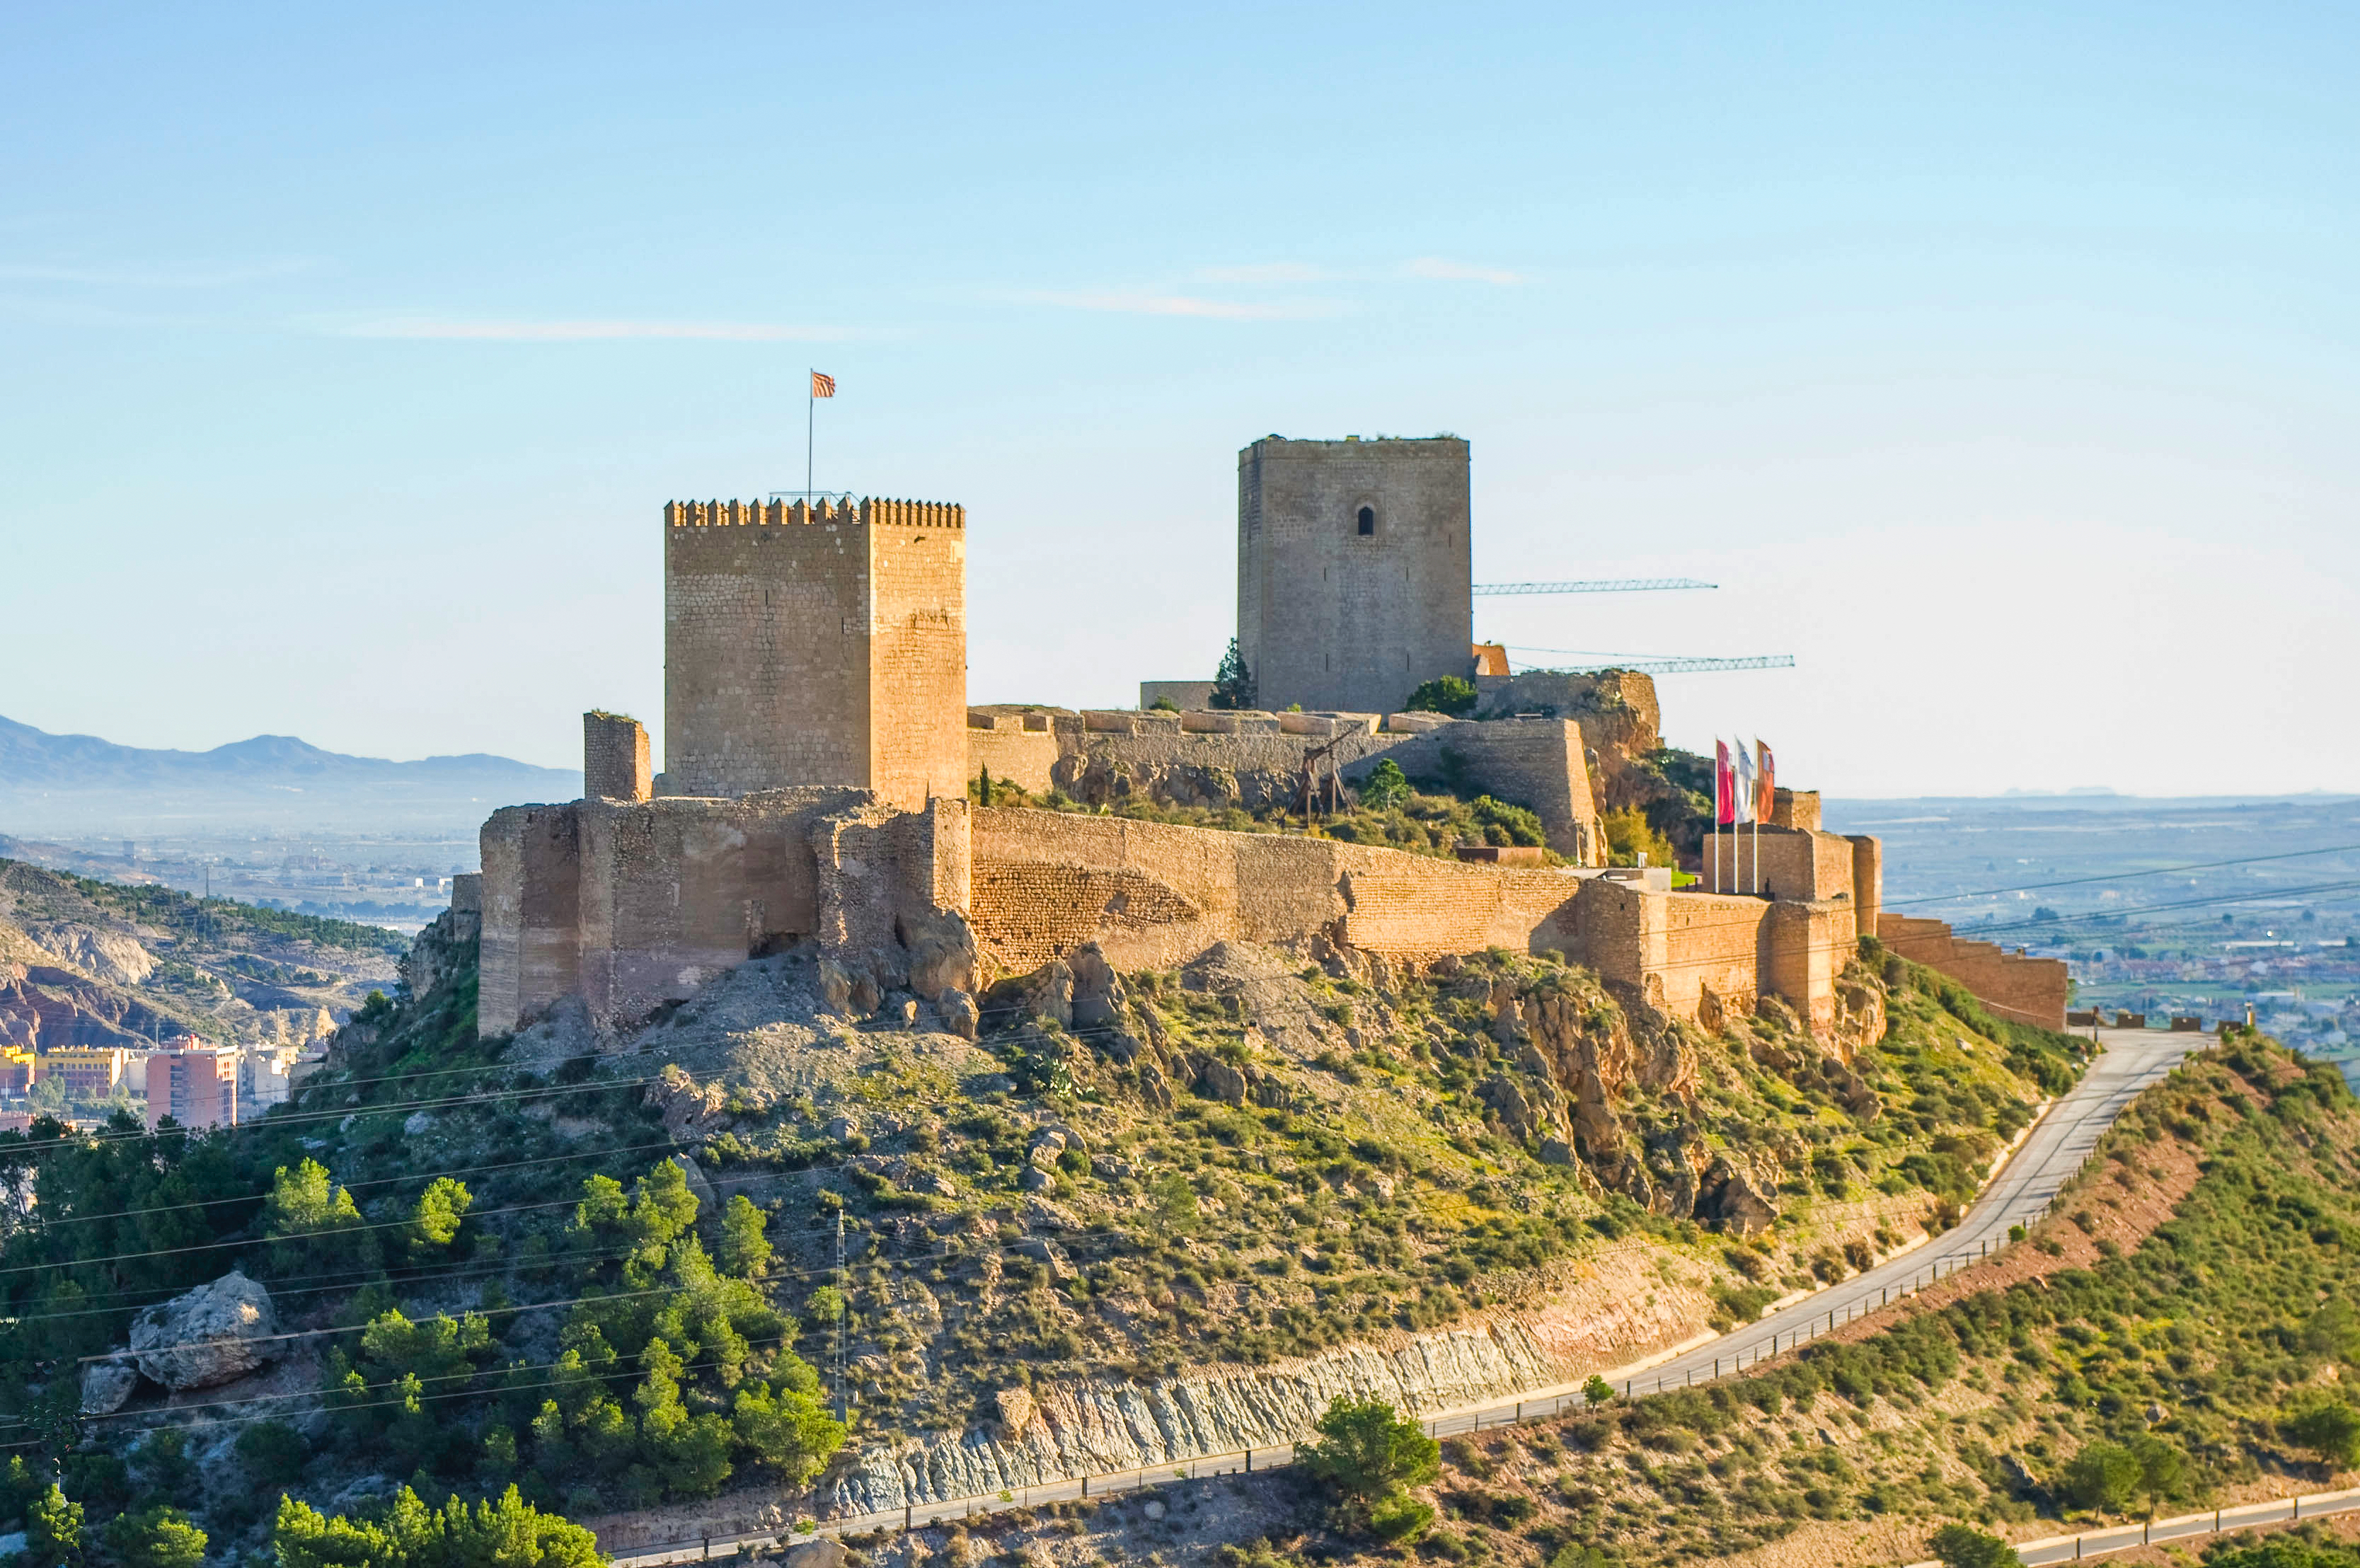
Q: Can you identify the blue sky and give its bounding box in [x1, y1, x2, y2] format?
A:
[5, 4, 2356, 795]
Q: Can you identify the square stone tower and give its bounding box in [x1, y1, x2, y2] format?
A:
[1237, 436, 1473, 714]
[663, 496, 967, 810]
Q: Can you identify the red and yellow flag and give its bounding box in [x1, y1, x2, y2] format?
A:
[1756, 740, 1775, 822]
[810, 371, 836, 398]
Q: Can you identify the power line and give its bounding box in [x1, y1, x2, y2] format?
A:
[1938, 877, 2360, 942]
[1512, 654, 1795, 676]
[8, 1137, 693, 1233]
[1881, 841, 2360, 911]
[0, 1074, 662, 1158]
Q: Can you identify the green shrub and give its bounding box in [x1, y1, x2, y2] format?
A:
[1928, 1522, 2020, 1567]
[1405, 676, 1478, 717]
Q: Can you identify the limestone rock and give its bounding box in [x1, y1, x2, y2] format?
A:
[130, 1272, 279, 1390]
[1067, 943, 1127, 1032]
[1195, 1057, 1248, 1107]
[1013, 1238, 1073, 1280]
[986, 962, 1073, 1032]
[669, 1153, 718, 1211]
[79, 1359, 137, 1415]
[817, 959, 858, 1016]
[994, 1387, 1037, 1441]
[827, 1315, 1572, 1515]
[902, 910, 979, 1003]
[1135, 1062, 1175, 1110]
[1698, 1157, 1778, 1235]
[779, 1541, 848, 1568]
[938, 989, 979, 1041]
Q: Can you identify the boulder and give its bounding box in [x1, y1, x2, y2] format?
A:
[994, 1386, 1037, 1441]
[1195, 1058, 1248, 1107]
[1066, 943, 1127, 1032]
[130, 1272, 280, 1390]
[938, 989, 979, 1041]
[985, 962, 1073, 1032]
[669, 1153, 718, 1211]
[79, 1359, 137, 1415]
[1698, 1157, 1778, 1236]
[779, 1540, 848, 1568]
[902, 910, 978, 1003]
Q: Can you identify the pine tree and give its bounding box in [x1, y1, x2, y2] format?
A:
[1210, 639, 1256, 710]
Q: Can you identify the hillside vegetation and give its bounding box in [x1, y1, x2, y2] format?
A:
[918, 1032, 2360, 1568]
[0, 886, 2100, 1561]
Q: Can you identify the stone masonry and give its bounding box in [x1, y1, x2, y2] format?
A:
[967, 706, 1604, 864]
[467, 466, 1918, 1051]
[662, 496, 966, 811]
[1238, 436, 1473, 714]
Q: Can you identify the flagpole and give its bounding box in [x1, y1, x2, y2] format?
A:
[807, 371, 815, 500]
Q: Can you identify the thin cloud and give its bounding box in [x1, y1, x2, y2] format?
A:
[1404, 257, 1523, 285]
[0, 259, 312, 288]
[337, 318, 859, 342]
[1197, 262, 1334, 284]
[1024, 290, 1338, 321]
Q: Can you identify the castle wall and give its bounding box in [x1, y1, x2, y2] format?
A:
[970, 809, 1844, 1039]
[867, 504, 969, 809]
[969, 807, 1583, 974]
[1700, 826, 1857, 903]
[1238, 437, 1473, 715]
[584, 713, 652, 802]
[662, 497, 965, 810]
[1878, 914, 2068, 1030]
[478, 788, 971, 1037]
[969, 712, 1601, 863]
[1768, 899, 1855, 1039]
[1847, 836, 1882, 940]
[478, 805, 584, 1037]
[967, 719, 1061, 794]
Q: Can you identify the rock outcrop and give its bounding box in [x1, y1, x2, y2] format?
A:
[129, 1272, 279, 1390]
[79, 1358, 138, 1415]
[829, 1319, 1570, 1515]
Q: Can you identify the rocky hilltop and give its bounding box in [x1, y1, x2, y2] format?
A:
[0, 856, 398, 1053]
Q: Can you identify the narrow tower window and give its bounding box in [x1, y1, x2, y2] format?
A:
[1356, 505, 1375, 536]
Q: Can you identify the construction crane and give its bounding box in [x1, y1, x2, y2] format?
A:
[1473, 577, 1717, 596]
[1507, 651, 1795, 676]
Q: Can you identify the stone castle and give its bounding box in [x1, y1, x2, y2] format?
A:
[476, 442, 2063, 1044]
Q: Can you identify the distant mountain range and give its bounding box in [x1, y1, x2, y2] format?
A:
[0, 715, 580, 834]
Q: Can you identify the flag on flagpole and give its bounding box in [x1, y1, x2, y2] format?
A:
[1734, 742, 1756, 826]
[810, 371, 836, 398]
[1756, 740, 1775, 824]
[1715, 741, 1736, 826]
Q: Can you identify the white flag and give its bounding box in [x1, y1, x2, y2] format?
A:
[1734, 740, 1756, 825]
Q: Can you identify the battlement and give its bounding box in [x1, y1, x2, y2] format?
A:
[664, 497, 965, 529]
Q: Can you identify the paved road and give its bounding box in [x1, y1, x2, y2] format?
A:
[609, 1028, 2201, 1563]
[1582, 1026, 2198, 1405]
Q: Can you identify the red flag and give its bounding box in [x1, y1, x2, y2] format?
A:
[810, 371, 836, 398]
[1756, 741, 1775, 823]
[1715, 740, 1736, 826]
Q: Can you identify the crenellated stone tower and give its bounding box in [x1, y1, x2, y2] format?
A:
[662, 496, 967, 811]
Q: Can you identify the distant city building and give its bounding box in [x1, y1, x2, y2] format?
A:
[0, 1048, 33, 1097]
[146, 1047, 237, 1131]
[38, 1047, 128, 1098]
[241, 1047, 300, 1112]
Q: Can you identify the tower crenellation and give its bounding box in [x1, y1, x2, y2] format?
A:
[663, 497, 967, 529]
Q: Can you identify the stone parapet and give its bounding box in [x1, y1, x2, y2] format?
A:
[1878, 913, 2068, 1030]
